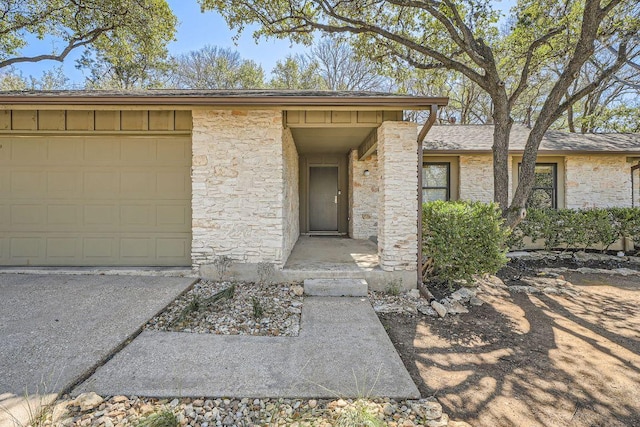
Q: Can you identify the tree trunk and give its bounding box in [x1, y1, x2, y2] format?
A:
[567, 92, 576, 133]
[492, 97, 512, 209]
[506, 123, 548, 228]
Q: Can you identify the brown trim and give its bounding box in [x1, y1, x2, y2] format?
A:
[424, 149, 640, 155]
[417, 105, 439, 290]
[631, 162, 640, 207]
[0, 95, 449, 109]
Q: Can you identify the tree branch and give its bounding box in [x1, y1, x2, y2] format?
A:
[508, 26, 566, 108]
[552, 42, 629, 123]
[304, 1, 492, 90]
[0, 27, 109, 69]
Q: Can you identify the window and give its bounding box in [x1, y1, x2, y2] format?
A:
[521, 163, 558, 209]
[423, 162, 450, 202]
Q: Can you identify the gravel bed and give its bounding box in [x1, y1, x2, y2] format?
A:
[368, 289, 437, 316]
[50, 393, 470, 427]
[145, 281, 304, 337]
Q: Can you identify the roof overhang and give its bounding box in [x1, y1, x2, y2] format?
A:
[423, 149, 640, 155]
[0, 90, 449, 111]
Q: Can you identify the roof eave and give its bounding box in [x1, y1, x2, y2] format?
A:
[0, 95, 449, 110]
[424, 149, 640, 155]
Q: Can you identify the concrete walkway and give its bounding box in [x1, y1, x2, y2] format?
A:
[0, 274, 195, 425]
[75, 297, 420, 399]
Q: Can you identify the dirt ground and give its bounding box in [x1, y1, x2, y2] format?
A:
[381, 263, 640, 427]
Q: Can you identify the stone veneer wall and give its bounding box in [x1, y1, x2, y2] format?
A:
[458, 154, 495, 203]
[191, 109, 288, 267]
[348, 149, 379, 240]
[377, 122, 418, 271]
[456, 153, 630, 208]
[565, 155, 632, 208]
[282, 128, 300, 262]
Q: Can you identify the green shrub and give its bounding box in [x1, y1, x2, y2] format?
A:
[510, 207, 640, 251]
[422, 201, 509, 284]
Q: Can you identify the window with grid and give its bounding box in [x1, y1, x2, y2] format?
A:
[520, 163, 558, 209]
[422, 162, 450, 202]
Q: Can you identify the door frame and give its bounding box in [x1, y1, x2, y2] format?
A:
[308, 165, 339, 233]
[299, 154, 349, 235]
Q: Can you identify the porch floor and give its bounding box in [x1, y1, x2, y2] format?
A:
[284, 236, 379, 271]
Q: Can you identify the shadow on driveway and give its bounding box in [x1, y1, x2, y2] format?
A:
[0, 273, 194, 424]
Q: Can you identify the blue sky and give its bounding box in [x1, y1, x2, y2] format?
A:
[10, 0, 515, 85]
[10, 0, 308, 84]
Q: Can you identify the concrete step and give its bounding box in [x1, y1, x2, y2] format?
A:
[303, 278, 368, 297]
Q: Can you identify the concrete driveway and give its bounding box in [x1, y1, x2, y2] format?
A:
[0, 273, 194, 424]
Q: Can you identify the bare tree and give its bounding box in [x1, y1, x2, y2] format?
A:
[310, 37, 389, 91]
[169, 45, 264, 89]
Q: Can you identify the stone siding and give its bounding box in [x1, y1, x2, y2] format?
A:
[191, 109, 287, 267]
[565, 155, 632, 208]
[458, 154, 494, 203]
[454, 153, 630, 208]
[377, 122, 418, 272]
[349, 149, 379, 240]
[282, 128, 300, 262]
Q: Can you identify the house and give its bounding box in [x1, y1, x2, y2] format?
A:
[0, 90, 448, 288]
[422, 124, 640, 209]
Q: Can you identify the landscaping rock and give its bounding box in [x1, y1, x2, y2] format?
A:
[417, 304, 437, 316]
[74, 392, 104, 411]
[368, 291, 422, 315]
[411, 400, 443, 420]
[408, 289, 421, 299]
[58, 395, 470, 427]
[290, 284, 304, 296]
[442, 299, 469, 314]
[509, 285, 541, 293]
[431, 301, 447, 317]
[145, 280, 303, 337]
[469, 296, 484, 306]
[450, 287, 476, 303]
[426, 413, 450, 427]
[614, 268, 640, 276]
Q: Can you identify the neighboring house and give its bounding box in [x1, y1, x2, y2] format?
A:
[0, 90, 447, 287]
[423, 124, 640, 209]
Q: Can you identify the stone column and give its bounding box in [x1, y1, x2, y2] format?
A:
[348, 149, 379, 240]
[377, 121, 418, 272]
[191, 109, 286, 269]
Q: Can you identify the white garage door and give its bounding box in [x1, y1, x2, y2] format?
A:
[0, 135, 192, 266]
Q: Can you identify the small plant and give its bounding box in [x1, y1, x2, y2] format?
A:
[385, 280, 401, 296]
[172, 285, 236, 327]
[185, 295, 201, 313]
[251, 296, 264, 320]
[257, 261, 275, 284]
[336, 399, 384, 427]
[135, 409, 178, 427]
[207, 284, 235, 305]
[173, 294, 203, 325]
[213, 255, 233, 281]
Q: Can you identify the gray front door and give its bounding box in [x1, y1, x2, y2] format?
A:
[309, 166, 339, 231]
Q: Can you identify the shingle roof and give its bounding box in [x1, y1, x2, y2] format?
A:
[0, 89, 448, 108]
[1, 89, 405, 97]
[424, 124, 640, 153]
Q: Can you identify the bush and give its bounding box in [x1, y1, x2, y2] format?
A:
[509, 207, 640, 251]
[422, 201, 509, 284]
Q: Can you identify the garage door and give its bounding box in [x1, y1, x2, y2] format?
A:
[0, 135, 192, 266]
